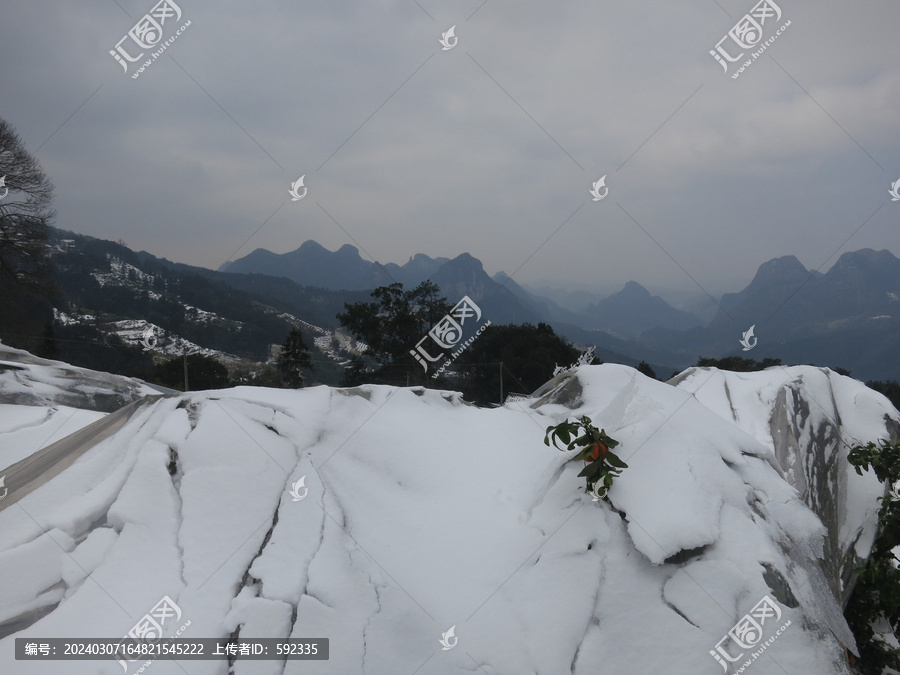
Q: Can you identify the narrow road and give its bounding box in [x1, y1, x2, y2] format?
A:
[0, 395, 166, 512]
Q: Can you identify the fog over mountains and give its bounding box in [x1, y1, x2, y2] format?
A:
[28, 228, 900, 383]
[221, 241, 717, 336]
[221, 240, 900, 380]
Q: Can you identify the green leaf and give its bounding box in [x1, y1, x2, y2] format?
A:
[579, 462, 606, 481]
[546, 417, 625, 499]
[599, 431, 619, 448]
[605, 452, 628, 469]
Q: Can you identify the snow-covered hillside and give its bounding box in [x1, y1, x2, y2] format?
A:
[0, 343, 161, 412]
[0, 361, 896, 674]
[0, 342, 164, 476]
[671, 366, 898, 607]
[51, 248, 366, 373]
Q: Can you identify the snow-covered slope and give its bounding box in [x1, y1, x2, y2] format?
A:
[0, 344, 161, 412]
[0, 343, 164, 468]
[0, 364, 894, 674]
[671, 366, 898, 608]
[0, 404, 105, 469]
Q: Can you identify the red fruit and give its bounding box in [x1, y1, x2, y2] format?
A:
[588, 442, 608, 461]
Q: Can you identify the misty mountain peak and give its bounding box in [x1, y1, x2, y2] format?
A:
[620, 280, 651, 297]
[825, 248, 900, 289]
[749, 255, 809, 288]
[830, 248, 899, 272]
[443, 252, 483, 272]
[493, 271, 511, 284]
[336, 243, 362, 258]
[297, 240, 327, 253]
[584, 279, 701, 336]
[403, 253, 449, 272]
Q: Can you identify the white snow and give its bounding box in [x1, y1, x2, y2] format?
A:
[0, 343, 158, 412]
[673, 366, 893, 586]
[0, 404, 105, 467]
[0, 343, 161, 469]
[277, 312, 368, 363]
[0, 360, 895, 674]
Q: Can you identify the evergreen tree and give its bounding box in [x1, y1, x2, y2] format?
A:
[152, 354, 230, 391]
[636, 361, 657, 379]
[846, 440, 900, 673]
[36, 321, 59, 360]
[867, 381, 900, 411]
[454, 322, 580, 406]
[277, 328, 313, 387]
[695, 355, 782, 372]
[340, 358, 367, 387]
[337, 281, 452, 385]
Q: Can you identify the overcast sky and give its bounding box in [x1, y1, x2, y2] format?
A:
[2, 0, 898, 301]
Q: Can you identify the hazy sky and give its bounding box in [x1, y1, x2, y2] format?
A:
[2, 0, 898, 300]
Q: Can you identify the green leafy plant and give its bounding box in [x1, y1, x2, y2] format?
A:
[845, 440, 900, 674]
[544, 416, 625, 501]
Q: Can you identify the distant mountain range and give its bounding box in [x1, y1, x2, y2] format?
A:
[640, 249, 900, 380]
[221, 241, 701, 336]
[40, 229, 378, 386]
[221, 241, 398, 291]
[221, 240, 900, 381]
[222, 242, 547, 325]
[39, 229, 900, 382]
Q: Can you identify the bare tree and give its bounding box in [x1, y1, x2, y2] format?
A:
[0, 117, 55, 290]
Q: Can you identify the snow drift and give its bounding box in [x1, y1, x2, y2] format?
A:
[0, 343, 161, 472]
[0, 362, 896, 674]
[0, 343, 161, 413]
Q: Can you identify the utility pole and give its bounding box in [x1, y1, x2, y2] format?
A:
[499, 361, 503, 406]
[183, 349, 189, 392]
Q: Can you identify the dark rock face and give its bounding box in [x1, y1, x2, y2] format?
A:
[631, 364, 896, 654]
[767, 378, 900, 608]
